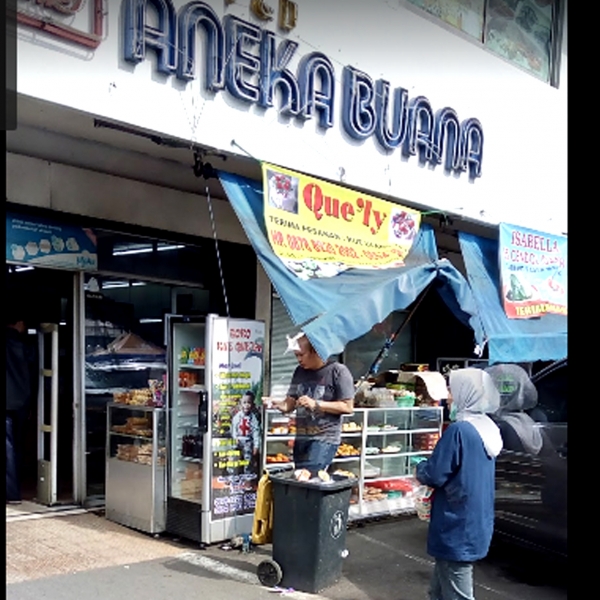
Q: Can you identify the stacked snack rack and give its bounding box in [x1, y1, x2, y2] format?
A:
[262, 405, 443, 520]
[105, 403, 166, 534]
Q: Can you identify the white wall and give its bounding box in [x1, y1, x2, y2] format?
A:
[15, 0, 567, 235]
[6, 153, 249, 244]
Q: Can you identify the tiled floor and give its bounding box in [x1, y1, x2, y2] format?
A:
[6, 507, 187, 584]
[6, 500, 84, 520]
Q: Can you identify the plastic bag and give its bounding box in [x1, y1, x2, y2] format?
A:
[414, 485, 434, 522]
[251, 471, 274, 545]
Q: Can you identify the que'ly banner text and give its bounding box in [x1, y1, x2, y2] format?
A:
[262, 163, 421, 279]
[499, 223, 567, 320]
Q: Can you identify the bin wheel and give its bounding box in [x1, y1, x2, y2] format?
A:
[257, 559, 282, 587]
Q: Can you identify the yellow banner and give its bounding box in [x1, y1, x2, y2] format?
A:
[262, 163, 421, 278]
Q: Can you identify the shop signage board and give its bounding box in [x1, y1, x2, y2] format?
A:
[6, 212, 98, 271]
[499, 223, 567, 319]
[209, 317, 265, 521]
[262, 162, 421, 279]
[16, 1, 485, 179]
[117, 1, 484, 179]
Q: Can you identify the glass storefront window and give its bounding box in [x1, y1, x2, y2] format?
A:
[406, 0, 561, 84]
[82, 229, 256, 502]
[485, 0, 556, 82]
[83, 273, 208, 502]
[407, 0, 485, 40]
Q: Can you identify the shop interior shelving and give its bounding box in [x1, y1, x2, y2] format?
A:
[168, 324, 206, 505]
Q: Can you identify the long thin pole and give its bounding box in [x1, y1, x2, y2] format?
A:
[51, 325, 59, 505]
[361, 285, 431, 381]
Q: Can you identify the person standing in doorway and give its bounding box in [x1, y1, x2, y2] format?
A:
[6, 310, 37, 504]
[266, 333, 355, 475]
[415, 368, 503, 600]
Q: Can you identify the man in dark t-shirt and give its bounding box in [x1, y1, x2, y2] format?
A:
[268, 335, 355, 475]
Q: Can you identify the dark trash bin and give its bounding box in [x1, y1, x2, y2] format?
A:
[257, 472, 354, 594]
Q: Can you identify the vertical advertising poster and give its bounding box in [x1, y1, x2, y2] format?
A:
[210, 318, 265, 521]
[499, 224, 567, 320]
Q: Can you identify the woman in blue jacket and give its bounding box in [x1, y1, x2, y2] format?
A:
[416, 368, 503, 600]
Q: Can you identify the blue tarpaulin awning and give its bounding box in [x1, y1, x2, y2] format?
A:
[218, 170, 485, 360]
[458, 232, 567, 364]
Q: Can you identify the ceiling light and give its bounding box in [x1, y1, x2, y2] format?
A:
[112, 242, 185, 256]
[102, 281, 147, 289]
[102, 281, 129, 289]
[157, 244, 185, 252]
[139, 318, 163, 324]
[113, 246, 153, 256]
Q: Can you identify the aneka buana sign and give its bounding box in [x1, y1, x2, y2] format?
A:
[122, 0, 484, 179]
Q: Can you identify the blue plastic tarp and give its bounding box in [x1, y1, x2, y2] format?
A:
[458, 232, 567, 364]
[218, 170, 485, 360]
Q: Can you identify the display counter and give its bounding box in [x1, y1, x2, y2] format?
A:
[263, 406, 443, 520]
[105, 403, 166, 534]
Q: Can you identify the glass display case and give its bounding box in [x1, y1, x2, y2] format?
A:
[84, 286, 167, 503]
[169, 320, 207, 502]
[105, 403, 166, 534]
[262, 406, 444, 520]
[165, 315, 265, 545]
[354, 407, 443, 519]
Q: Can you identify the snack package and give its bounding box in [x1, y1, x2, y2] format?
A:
[317, 470, 331, 483]
[294, 469, 311, 482]
[149, 379, 165, 407]
[414, 485, 434, 522]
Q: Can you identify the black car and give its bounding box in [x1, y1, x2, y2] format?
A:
[492, 359, 567, 559]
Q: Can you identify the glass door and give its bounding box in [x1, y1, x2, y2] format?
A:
[83, 276, 167, 504]
[168, 318, 207, 504]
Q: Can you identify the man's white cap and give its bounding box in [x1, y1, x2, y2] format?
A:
[284, 331, 305, 355]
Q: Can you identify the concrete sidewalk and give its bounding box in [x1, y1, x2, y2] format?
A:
[6, 509, 186, 585]
[6, 508, 567, 600]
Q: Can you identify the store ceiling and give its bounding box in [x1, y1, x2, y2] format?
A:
[8, 95, 495, 255]
[7, 94, 261, 201]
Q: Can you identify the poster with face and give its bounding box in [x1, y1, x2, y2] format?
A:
[209, 318, 265, 521]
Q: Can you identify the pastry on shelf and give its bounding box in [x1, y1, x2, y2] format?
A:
[381, 444, 402, 454]
[266, 453, 290, 464]
[113, 391, 132, 404]
[342, 421, 362, 432]
[335, 443, 360, 457]
[333, 469, 357, 479]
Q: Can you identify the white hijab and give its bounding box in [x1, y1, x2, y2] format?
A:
[449, 369, 503, 458]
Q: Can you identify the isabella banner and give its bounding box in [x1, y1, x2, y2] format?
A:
[499, 223, 567, 319]
[262, 163, 421, 279]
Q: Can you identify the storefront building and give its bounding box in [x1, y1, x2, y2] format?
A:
[7, 1, 567, 514]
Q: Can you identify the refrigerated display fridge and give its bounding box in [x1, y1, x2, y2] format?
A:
[165, 314, 265, 545]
